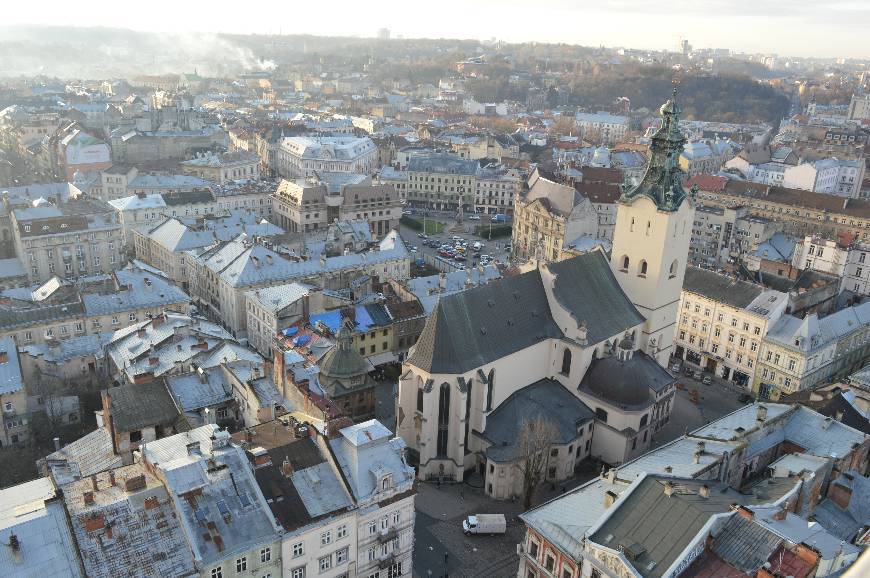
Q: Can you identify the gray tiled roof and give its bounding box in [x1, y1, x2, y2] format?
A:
[407, 266, 562, 374]
[710, 514, 783, 574]
[682, 267, 763, 308]
[580, 351, 675, 410]
[547, 251, 645, 345]
[105, 380, 182, 432]
[0, 336, 23, 395]
[482, 379, 594, 463]
[408, 251, 642, 375]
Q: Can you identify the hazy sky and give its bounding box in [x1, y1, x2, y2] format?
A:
[4, 0, 869, 59]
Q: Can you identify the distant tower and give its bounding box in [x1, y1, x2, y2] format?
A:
[680, 38, 691, 58]
[377, 28, 391, 40]
[610, 84, 695, 366]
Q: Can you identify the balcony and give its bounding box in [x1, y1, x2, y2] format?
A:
[377, 526, 398, 543]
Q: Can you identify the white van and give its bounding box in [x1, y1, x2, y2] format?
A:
[462, 514, 506, 535]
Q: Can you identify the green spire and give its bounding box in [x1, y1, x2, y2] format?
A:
[621, 84, 689, 212]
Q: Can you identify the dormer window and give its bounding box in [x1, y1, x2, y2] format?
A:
[381, 474, 392, 491]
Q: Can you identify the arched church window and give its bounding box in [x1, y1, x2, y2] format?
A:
[486, 369, 495, 411]
[437, 383, 450, 457]
[646, 221, 651, 236]
[638, 260, 648, 276]
[417, 388, 424, 412]
[561, 348, 572, 376]
[630, 217, 635, 232]
[669, 259, 678, 279]
[620, 255, 630, 271]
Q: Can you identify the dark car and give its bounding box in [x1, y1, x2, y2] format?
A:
[738, 393, 754, 403]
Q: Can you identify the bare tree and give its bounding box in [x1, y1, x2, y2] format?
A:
[517, 416, 560, 509]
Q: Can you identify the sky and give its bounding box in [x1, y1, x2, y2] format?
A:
[3, 0, 869, 59]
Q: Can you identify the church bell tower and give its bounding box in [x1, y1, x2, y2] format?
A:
[610, 85, 695, 366]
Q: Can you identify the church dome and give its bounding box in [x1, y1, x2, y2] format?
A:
[579, 349, 674, 408]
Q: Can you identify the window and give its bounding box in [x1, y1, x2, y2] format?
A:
[368, 520, 377, 535]
[638, 260, 648, 276]
[321, 530, 332, 546]
[336, 547, 348, 564]
[337, 524, 348, 539]
[381, 515, 389, 530]
[260, 547, 271, 563]
[545, 553, 556, 572]
[211, 568, 222, 578]
[595, 408, 608, 422]
[391, 510, 400, 525]
[292, 542, 304, 558]
[529, 540, 539, 558]
[621, 255, 629, 270]
[319, 555, 332, 572]
[560, 348, 572, 376]
[236, 557, 247, 572]
[563, 566, 575, 578]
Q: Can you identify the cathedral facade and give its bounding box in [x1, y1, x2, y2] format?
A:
[396, 91, 697, 498]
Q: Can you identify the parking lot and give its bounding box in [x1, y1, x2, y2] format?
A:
[399, 215, 513, 272]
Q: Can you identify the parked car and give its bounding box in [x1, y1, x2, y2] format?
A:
[671, 363, 681, 373]
[491, 214, 507, 223]
[402, 210, 413, 215]
[702, 376, 712, 385]
[693, 370, 703, 380]
[452, 236, 464, 242]
[454, 254, 467, 262]
[438, 250, 454, 258]
[410, 247, 418, 253]
[683, 366, 694, 376]
[463, 514, 506, 535]
[469, 214, 481, 221]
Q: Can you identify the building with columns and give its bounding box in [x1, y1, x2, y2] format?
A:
[396, 91, 693, 493]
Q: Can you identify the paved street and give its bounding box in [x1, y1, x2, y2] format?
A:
[651, 365, 748, 448]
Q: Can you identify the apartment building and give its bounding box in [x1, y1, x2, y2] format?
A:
[0, 265, 190, 347]
[108, 190, 217, 247]
[0, 336, 27, 447]
[675, 267, 788, 386]
[792, 234, 870, 296]
[180, 150, 261, 184]
[190, 231, 409, 336]
[754, 301, 870, 399]
[517, 403, 869, 578]
[271, 173, 401, 237]
[245, 282, 321, 358]
[212, 179, 277, 219]
[10, 197, 124, 284]
[133, 212, 284, 290]
[686, 175, 870, 241]
[689, 204, 777, 267]
[403, 153, 479, 212]
[473, 162, 521, 215]
[511, 169, 605, 262]
[574, 111, 630, 144]
[277, 136, 378, 178]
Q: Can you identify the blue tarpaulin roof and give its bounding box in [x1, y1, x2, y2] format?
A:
[292, 334, 311, 347]
[282, 326, 299, 337]
[310, 310, 343, 334]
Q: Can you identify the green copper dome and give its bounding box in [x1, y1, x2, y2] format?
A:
[621, 86, 691, 212]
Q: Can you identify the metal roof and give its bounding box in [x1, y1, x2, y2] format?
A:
[0, 477, 82, 578]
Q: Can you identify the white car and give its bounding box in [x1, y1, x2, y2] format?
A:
[468, 214, 481, 221]
[410, 247, 418, 253]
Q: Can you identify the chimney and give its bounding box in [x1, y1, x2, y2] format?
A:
[577, 321, 588, 346]
[53, 437, 61, 451]
[693, 451, 702, 464]
[736, 506, 754, 521]
[108, 470, 116, 486]
[83, 491, 95, 505]
[664, 465, 673, 473]
[835, 410, 844, 422]
[606, 469, 617, 484]
[186, 441, 201, 455]
[149, 356, 159, 366]
[90, 474, 98, 492]
[245, 429, 254, 443]
[137, 328, 146, 338]
[696, 441, 705, 454]
[281, 457, 293, 477]
[0, 351, 7, 364]
[664, 481, 675, 497]
[266, 254, 273, 265]
[604, 490, 618, 508]
[756, 405, 768, 423]
[772, 507, 787, 521]
[699, 484, 710, 498]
